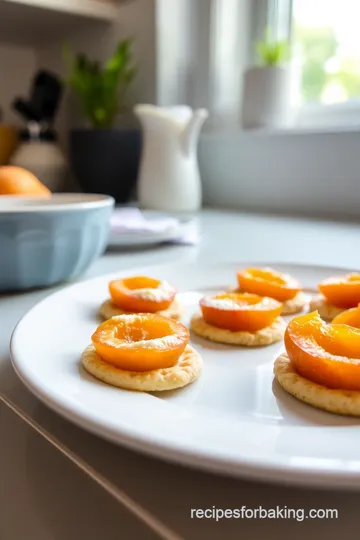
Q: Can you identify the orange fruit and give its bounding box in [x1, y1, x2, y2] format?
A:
[109, 276, 176, 313]
[319, 273, 360, 308]
[91, 313, 189, 371]
[0, 166, 51, 197]
[332, 304, 360, 327]
[200, 292, 282, 332]
[237, 267, 301, 302]
[285, 311, 360, 390]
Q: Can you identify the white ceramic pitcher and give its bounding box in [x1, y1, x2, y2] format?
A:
[134, 104, 208, 212]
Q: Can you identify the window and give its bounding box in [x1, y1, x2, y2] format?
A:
[156, 0, 360, 129]
[246, 0, 360, 127]
[293, 0, 360, 106]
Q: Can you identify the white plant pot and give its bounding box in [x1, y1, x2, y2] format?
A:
[242, 66, 293, 129]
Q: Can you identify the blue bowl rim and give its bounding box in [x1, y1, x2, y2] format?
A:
[0, 193, 115, 214]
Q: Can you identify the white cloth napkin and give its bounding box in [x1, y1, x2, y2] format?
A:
[110, 207, 199, 245]
[111, 207, 179, 234]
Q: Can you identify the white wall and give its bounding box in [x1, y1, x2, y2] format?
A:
[0, 43, 37, 126]
[199, 129, 360, 219]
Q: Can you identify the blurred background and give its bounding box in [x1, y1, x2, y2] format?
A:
[0, 0, 359, 216]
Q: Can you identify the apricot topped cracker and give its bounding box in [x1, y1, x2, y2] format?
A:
[99, 275, 184, 320]
[310, 273, 360, 321]
[191, 292, 285, 346]
[82, 313, 202, 392]
[274, 311, 360, 416]
[236, 267, 306, 315]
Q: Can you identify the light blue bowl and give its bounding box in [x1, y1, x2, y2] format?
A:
[0, 194, 114, 291]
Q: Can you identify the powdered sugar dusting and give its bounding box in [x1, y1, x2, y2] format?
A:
[106, 314, 184, 350]
[132, 334, 182, 350]
[201, 295, 276, 311]
[111, 314, 141, 324]
[202, 298, 244, 310]
[131, 280, 175, 302]
[107, 333, 183, 351]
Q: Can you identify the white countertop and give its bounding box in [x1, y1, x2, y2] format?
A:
[2, 209, 360, 540]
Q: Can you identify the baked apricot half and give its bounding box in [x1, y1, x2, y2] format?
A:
[285, 311, 360, 390]
[200, 292, 282, 332]
[92, 313, 189, 372]
[237, 267, 301, 302]
[332, 304, 360, 327]
[109, 276, 176, 313]
[319, 273, 360, 308]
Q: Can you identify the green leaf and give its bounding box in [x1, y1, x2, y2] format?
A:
[63, 38, 137, 128]
[255, 29, 290, 66]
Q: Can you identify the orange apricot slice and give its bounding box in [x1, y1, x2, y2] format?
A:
[285, 311, 360, 390]
[0, 166, 51, 197]
[332, 304, 360, 327]
[319, 273, 360, 308]
[91, 313, 189, 372]
[200, 292, 282, 332]
[237, 267, 301, 302]
[109, 276, 176, 313]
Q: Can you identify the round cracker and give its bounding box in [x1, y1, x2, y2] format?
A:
[190, 312, 285, 346]
[309, 293, 344, 321]
[281, 291, 307, 315]
[274, 352, 360, 416]
[228, 288, 306, 315]
[99, 296, 184, 321]
[82, 344, 202, 392]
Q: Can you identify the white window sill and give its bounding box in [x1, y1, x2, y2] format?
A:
[204, 101, 360, 138]
[199, 125, 360, 219]
[203, 124, 360, 138]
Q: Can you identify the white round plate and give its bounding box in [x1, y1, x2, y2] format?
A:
[10, 262, 360, 489]
[108, 212, 195, 247]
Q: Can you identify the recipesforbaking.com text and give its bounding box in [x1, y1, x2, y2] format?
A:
[190, 506, 338, 522]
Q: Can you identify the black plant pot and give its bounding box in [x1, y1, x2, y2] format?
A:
[69, 128, 142, 203]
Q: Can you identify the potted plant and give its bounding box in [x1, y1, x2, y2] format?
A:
[241, 32, 292, 129]
[65, 39, 141, 202]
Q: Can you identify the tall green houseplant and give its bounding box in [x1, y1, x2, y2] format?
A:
[65, 39, 137, 128]
[67, 39, 142, 203]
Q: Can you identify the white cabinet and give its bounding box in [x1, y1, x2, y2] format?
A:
[1, 0, 118, 19]
[0, 0, 118, 46]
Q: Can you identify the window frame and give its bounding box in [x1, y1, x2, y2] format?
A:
[155, 0, 360, 131]
[276, 0, 360, 128]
